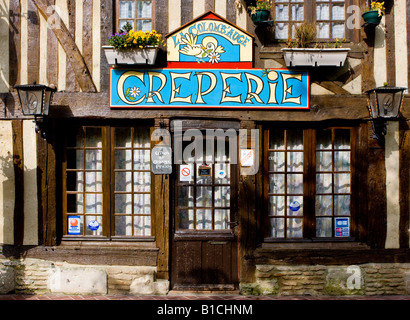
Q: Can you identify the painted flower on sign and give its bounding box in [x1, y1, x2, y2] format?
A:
[129, 86, 141, 98]
[120, 86, 141, 102]
[208, 52, 221, 64]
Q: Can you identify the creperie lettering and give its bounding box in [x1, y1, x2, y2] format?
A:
[112, 69, 309, 108]
[171, 21, 251, 48]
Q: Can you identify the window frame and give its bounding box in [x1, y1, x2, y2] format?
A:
[62, 123, 155, 242]
[263, 124, 358, 242]
[271, 0, 356, 42]
[115, 0, 155, 33]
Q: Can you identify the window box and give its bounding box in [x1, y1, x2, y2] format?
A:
[102, 45, 159, 65]
[281, 48, 350, 67]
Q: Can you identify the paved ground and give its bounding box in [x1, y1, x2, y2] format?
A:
[1, 292, 410, 300]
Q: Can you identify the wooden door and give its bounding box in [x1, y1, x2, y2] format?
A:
[171, 130, 239, 290]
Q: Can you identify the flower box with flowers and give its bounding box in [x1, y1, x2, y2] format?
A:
[103, 26, 164, 65]
[281, 24, 350, 67]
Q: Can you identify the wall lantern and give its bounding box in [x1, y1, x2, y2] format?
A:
[365, 86, 407, 140]
[14, 84, 56, 138]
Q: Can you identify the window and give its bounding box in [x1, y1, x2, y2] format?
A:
[264, 126, 355, 240]
[175, 134, 236, 232]
[273, 0, 347, 40]
[63, 125, 153, 239]
[267, 129, 304, 238]
[315, 129, 352, 238]
[117, 0, 153, 32]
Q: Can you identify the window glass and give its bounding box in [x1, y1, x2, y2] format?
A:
[113, 127, 151, 236]
[118, 0, 153, 32]
[65, 127, 104, 236]
[64, 126, 152, 238]
[267, 129, 304, 239]
[273, 0, 346, 40]
[176, 136, 233, 231]
[315, 129, 351, 238]
[265, 127, 353, 240]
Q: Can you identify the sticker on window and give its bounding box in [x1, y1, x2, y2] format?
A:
[88, 220, 100, 231]
[289, 201, 301, 212]
[68, 216, 81, 235]
[335, 217, 350, 237]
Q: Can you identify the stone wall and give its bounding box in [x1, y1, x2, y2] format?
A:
[241, 263, 410, 296]
[0, 258, 169, 295]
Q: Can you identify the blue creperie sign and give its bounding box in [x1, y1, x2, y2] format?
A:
[109, 68, 309, 109]
[108, 11, 310, 110]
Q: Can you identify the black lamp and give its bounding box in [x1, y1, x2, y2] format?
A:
[365, 86, 407, 140]
[14, 84, 56, 138]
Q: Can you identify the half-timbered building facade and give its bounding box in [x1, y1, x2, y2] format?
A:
[0, 0, 410, 296]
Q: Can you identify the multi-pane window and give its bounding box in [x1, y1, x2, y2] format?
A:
[264, 127, 354, 240]
[316, 0, 346, 39]
[315, 129, 351, 237]
[176, 136, 234, 231]
[117, 0, 153, 31]
[274, 0, 304, 40]
[63, 125, 152, 239]
[65, 127, 105, 236]
[273, 0, 346, 40]
[267, 129, 304, 238]
[113, 127, 151, 236]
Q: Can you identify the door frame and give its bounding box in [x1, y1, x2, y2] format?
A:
[169, 119, 240, 290]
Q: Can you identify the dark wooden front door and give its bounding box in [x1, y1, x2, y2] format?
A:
[171, 129, 239, 290]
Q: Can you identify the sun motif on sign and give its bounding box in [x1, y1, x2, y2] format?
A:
[179, 33, 225, 64]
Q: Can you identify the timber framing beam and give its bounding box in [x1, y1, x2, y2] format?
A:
[31, 0, 97, 93]
[7, 92, 410, 122]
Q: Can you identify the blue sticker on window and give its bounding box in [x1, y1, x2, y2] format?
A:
[335, 218, 350, 237]
[289, 201, 301, 212]
[88, 220, 100, 231]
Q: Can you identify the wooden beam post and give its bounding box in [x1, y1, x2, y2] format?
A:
[31, 0, 97, 92]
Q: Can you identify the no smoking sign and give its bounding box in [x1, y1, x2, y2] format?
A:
[180, 165, 193, 182]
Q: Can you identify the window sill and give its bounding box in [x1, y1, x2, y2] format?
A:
[61, 236, 155, 247]
[261, 239, 370, 250]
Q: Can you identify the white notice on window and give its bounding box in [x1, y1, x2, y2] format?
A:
[180, 165, 193, 182]
[240, 149, 254, 167]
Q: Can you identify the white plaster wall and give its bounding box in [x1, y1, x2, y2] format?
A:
[168, 0, 181, 32]
[0, 121, 14, 245]
[374, 17, 387, 87]
[23, 121, 38, 245]
[394, 0, 408, 89]
[385, 121, 400, 249]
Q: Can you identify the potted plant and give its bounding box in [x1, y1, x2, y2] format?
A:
[281, 23, 350, 67]
[362, 1, 385, 25]
[102, 22, 164, 65]
[247, 0, 272, 24]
